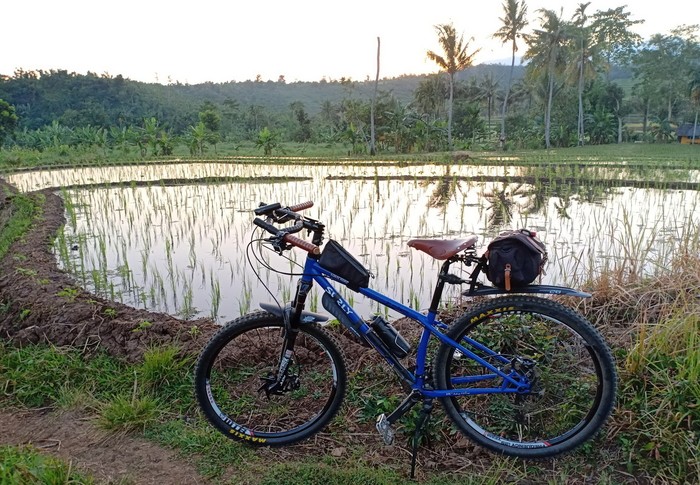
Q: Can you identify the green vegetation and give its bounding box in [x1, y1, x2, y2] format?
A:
[1, 241, 699, 482]
[0, 445, 96, 484]
[615, 296, 699, 482]
[0, 98, 18, 147]
[0, 10, 698, 156]
[0, 192, 41, 259]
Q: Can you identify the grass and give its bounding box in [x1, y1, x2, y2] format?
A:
[0, 445, 97, 484]
[0, 191, 42, 260]
[1, 140, 699, 175]
[574, 242, 700, 483]
[258, 462, 406, 485]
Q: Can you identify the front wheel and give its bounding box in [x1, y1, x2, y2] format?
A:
[434, 296, 617, 458]
[194, 311, 347, 446]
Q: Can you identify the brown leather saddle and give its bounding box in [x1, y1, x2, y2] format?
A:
[407, 236, 478, 260]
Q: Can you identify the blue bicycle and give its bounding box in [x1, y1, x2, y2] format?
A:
[195, 201, 617, 464]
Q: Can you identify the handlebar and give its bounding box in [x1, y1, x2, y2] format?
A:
[284, 233, 321, 255]
[287, 201, 314, 213]
[254, 202, 282, 216]
[253, 201, 321, 254]
[253, 218, 304, 235]
[255, 201, 313, 218]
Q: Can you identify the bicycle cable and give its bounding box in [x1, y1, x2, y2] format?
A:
[245, 227, 284, 312]
[245, 225, 324, 314]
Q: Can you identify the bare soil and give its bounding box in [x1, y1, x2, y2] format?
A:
[0, 407, 210, 484]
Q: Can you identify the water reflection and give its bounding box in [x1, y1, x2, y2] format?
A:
[6, 162, 699, 322]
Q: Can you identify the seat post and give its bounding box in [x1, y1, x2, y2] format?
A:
[428, 258, 453, 314]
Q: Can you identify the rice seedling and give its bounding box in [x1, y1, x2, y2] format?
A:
[37, 160, 700, 323]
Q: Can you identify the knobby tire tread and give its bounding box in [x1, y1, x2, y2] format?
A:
[434, 296, 617, 458]
[194, 311, 347, 446]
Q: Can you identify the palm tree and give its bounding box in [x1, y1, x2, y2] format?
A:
[413, 75, 447, 121]
[572, 2, 592, 146]
[477, 74, 501, 137]
[427, 23, 479, 151]
[690, 68, 700, 144]
[523, 9, 569, 149]
[370, 37, 381, 155]
[493, 0, 528, 149]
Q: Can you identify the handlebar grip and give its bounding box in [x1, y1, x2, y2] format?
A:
[284, 234, 321, 255]
[254, 202, 282, 216]
[287, 201, 314, 213]
[253, 217, 280, 235]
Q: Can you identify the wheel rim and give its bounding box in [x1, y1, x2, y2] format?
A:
[203, 324, 340, 442]
[447, 309, 604, 449]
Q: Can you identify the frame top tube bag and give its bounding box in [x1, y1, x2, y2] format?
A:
[318, 239, 372, 291]
[484, 229, 548, 291]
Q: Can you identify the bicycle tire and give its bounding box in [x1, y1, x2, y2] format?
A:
[194, 311, 347, 446]
[434, 296, 617, 458]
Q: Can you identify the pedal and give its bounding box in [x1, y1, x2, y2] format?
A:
[375, 413, 395, 446]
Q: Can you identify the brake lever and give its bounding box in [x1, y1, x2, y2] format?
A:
[268, 235, 291, 254]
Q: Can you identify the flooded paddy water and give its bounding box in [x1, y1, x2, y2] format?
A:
[7, 160, 699, 322]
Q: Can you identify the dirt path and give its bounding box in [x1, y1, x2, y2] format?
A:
[0, 407, 211, 484]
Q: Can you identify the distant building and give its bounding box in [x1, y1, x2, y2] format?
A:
[677, 123, 700, 144]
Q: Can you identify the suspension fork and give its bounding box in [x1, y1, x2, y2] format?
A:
[275, 275, 314, 378]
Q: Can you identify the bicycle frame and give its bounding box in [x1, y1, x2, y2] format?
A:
[282, 255, 531, 399]
[199, 204, 615, 470]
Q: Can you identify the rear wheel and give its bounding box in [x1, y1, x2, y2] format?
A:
[195, 311, 347, 446]
[434, 296, 617, 457]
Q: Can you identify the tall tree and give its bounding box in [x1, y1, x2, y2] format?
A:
[477, 74, 501, 136]
[318, 100, 340, 139]
[427, 23, 479, 150]
[523, 9, 570, 149]
[413, 75, 447, 121]
[689, 66, 700, 143]
[572, 3, 592, 146]
[370, 37, 381, 155]
[0, 99, 19, 147]
[289, 101, 312, 142]
[591, 6, 644, 77]
[633, 27, 698, 124]
[493, 0, 528, 149]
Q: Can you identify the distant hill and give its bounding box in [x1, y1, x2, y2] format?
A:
[0, 63, 634, 134]
[0, 64, 531, 132]
[149, 63, 530, 114]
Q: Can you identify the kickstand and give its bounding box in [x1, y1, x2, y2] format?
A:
[410, 399, 433, 480]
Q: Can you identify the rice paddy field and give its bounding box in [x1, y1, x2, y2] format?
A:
[5, 146, 699, 323]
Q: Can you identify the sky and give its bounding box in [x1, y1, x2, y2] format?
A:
[2, 0, 694, 85]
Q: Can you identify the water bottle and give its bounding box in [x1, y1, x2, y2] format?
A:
[370, 315, 411, 358]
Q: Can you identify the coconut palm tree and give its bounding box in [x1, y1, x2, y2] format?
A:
[477, 74, 501, 137]
[572, 2, 592, 146]
[427, 23, 479, 151]
[413, 75, 447, 121]
[493, 0, 528, 149]
[523, 9, 570, 149]
[690, 67, 700, 144]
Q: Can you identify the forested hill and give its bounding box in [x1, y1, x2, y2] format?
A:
[0, 64, 525, 132]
